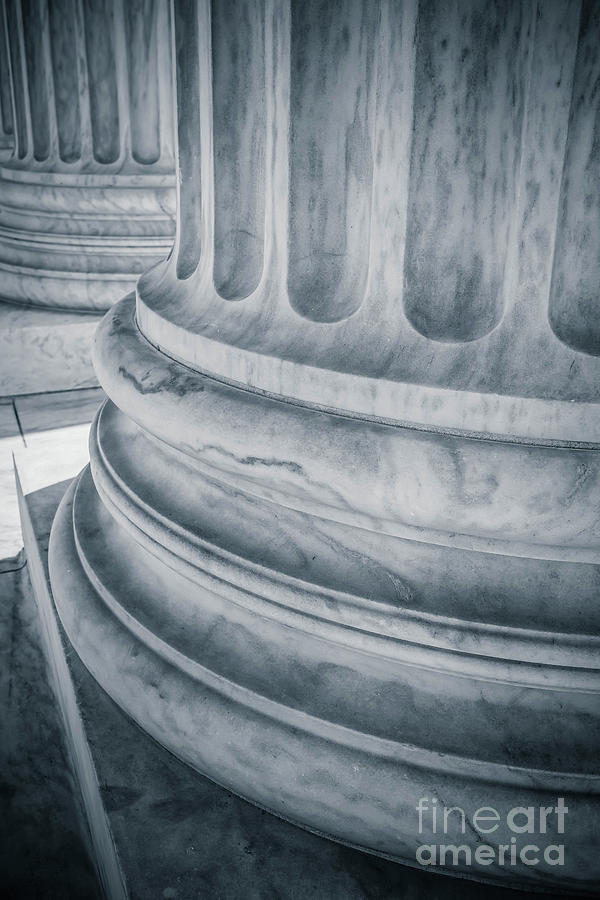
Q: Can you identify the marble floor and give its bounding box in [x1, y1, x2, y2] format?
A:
[0, 387, 103, 559]
[0, 386, 103, 898]
[0, 397, 25, 561]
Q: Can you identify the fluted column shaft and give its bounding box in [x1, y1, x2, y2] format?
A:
[138, 0, 600, 436]
[0, 0, 176, 311]
[50, 1, 600, 892]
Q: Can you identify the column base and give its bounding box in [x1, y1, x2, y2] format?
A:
[12, 441, 553, 899]
[45, 296, 600, 896]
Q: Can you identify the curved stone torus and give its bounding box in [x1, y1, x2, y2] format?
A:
[50, 0, 600, 893]
[0, 0, 175, 312]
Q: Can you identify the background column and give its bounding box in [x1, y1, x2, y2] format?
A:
[0, 0, 176, 312]
[0, 1, 13, 156]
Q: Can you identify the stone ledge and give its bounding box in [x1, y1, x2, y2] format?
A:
[0, 303, 100, 396]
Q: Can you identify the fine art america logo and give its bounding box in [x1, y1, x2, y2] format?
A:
[415, 798, 568, 869]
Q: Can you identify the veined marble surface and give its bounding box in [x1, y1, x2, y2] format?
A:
[0, 304, 99, 396]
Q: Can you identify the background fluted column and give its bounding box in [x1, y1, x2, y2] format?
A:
[0, 1, 13, 156]
[50, 1, 600, 892]
[0, 0, 175, 312]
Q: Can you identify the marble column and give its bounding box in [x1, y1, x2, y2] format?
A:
[0, 2, 14, 156]
[49, 0, 600, 892]
[0, 0, 175, 312]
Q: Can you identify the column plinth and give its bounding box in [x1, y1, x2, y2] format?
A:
[0, 0, 175, 311]
[50, 1, 600, 891]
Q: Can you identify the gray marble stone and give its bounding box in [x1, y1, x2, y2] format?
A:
[48, 1, 600, 893]
[0, 386, 102, 558]
[48, 293, 600, 894]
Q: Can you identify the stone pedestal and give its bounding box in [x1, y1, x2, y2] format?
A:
[49, 1, 600, 893]
[0, 0, 175, 312]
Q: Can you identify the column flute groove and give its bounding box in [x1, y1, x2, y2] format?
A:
[0, 0, 14, 155]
